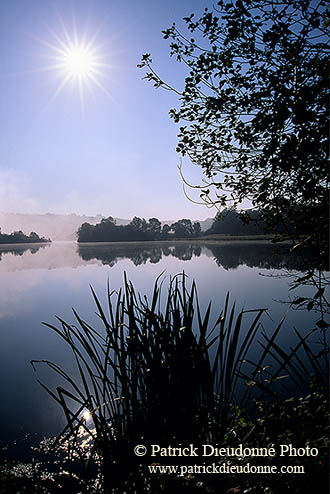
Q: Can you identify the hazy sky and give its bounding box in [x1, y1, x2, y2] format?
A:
[0, 0, 218, 221]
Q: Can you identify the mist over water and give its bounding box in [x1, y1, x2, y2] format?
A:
[0, 212, 106, 240]
[0, 213, 214, 241]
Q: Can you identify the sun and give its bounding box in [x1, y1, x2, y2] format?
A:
[62, 44, 96, 78]
[37, 21, 111, 110]
[82, 409, 92, 422]
[52, 32, 107, 92]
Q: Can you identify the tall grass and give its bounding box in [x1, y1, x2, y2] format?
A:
[31, 273, 328, 491]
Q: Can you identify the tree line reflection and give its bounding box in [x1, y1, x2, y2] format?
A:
[77, 242, 326, 271]
[0, 243, 49, 261]
[0, 242, 326, 272]
[78, 244, 202, 267]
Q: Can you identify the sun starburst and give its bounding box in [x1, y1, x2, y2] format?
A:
[37, 20, 112, 111]
[62, 44, 96, 78]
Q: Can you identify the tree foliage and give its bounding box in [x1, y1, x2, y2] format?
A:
[0, 229, 50, 244]
[139, 0, 329, 249]
[77, 216, 202, 242]
[171, 218, 194, 237]
[207, 209, 266, 236]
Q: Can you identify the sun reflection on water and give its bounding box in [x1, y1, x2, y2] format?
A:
[82, 409, 92, 422]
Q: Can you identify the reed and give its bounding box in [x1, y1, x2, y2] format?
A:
[31, 272, 328, 492]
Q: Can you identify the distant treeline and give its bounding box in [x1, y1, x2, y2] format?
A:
[77, 211, 273, 242]
[77, 217, 202, 242]
[0, 229, 50, 244]
[205, 210, 267, 236]
[0, 210, 273, 244]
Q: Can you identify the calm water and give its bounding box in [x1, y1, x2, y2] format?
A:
[0, 240, 324, 451]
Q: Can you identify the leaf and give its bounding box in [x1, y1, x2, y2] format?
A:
[293, 272, 314, 284]
[291, 297, 307, 305]
[316, 319, 329, 330]
[313, 287, 325, 299]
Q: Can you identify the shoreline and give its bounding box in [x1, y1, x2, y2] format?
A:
[76, 235, 290, 247]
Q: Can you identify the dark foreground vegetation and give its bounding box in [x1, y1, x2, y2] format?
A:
[0, 228, 50, 244]
[1, 274, 327, 493]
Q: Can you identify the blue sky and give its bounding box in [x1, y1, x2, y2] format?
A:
[0, 0, 218, 221]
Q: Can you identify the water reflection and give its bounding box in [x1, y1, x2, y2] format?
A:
[0, 241, 323, 273]
[0, 239, 326, 451]
[0, 243, 49, 260]
[205, 243, 323, 271]
[78, 243, 202, 267]
[77, 241, 315, 271]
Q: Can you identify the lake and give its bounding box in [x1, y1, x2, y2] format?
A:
[0, 240, 325, 455]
